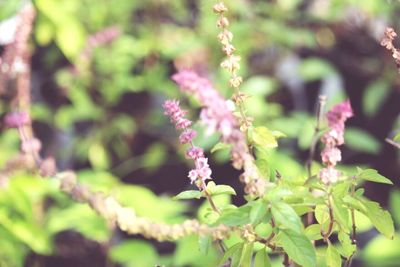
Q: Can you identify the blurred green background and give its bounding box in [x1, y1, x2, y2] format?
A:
[0, 0, 400, 266]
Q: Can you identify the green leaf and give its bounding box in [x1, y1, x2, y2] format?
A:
[363, 80, 389, 117]
[55, 18, 86, 60]
[356, 168, 393, 185]
[394, 132, 400, 142]
[363, 80, 390, 117]
[332, 196, 350, 232]
[315, 204, 330, 225]
[0, 210, 51, 254]
[305, 224, 323, 241]
[256, 158, 270, 177]
[276, 229, 316, 267]
[211, 142, 231, 153]
[389, 190, 400, 227]
[110, 240, 158, 267]
[217, 206, 251, 227]
[173, 190, 202, 200]
[337, 232, 356, 258]
[255, 223, 273, 238]
[238, 242, 254, 267]
[47, 204, 110, 242]
[345, 128, 381, 155]
[217, 242, 243, 267]
[332, 182, 351, 198]
[250, 201, 268, 225]
[360, 199, 394, 239]
[250, 126, 278, 149]
[88, 143, 110, 170]
[254, 247, 272, 267]
[326, 243, 342, 267]
[362, 234, 400, 265]
[199, 235, 211, 255]
[208, 185, 236, 197]
[271, 202, 303, 233]
[241, 76, 277, 97]
[264, 187, 292, 202]
[299, 57, 336, 81]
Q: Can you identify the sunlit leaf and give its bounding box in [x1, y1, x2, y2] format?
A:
[356, 168, 393, 185]
[276, 229, 316, 267]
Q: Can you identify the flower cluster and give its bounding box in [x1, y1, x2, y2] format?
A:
[163, 99, 212, 185]
[319, 100, 353, 184]
[172, 70, 237, 139]
[172, 70, 266, 196]
[213, 2, 242, 88]
[381, 27, 400, 73]
[213, 1, 252, 130]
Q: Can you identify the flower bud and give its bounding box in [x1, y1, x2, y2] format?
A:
[216, 16, 229, 28]
[213, 2, 227, 13]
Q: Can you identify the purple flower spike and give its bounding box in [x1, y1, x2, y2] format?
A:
[319, 100, 353, 184]
[4, 111, 30, 128]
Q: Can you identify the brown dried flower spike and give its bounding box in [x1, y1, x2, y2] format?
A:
[381, 27, 400, 73]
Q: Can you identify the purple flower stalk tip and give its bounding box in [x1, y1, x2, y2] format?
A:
[319, 99, 353, 184]
[163, 99, 212, 184]
[163, 100, 192, 130]
[4, 111, 30, 128]
[172, 70, 236, 139]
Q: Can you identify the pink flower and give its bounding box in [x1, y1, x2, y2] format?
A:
[321, 147, 342, 166]
[172, 70, 236, 139]
[179, 129, 197, 144]
[4, 111, 30, 128]
[163, 99, 212, 184]
[186, 146, 204, 159]
[319, 100, 353, 184]
[172, 70, 266, 195]
[188, 157, 212, 183]
[319, 167, 341, 184]
[163, 100, 192, 130]
[325, 100, 353, 145]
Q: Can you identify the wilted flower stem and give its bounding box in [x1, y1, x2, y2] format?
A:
[213, 1, 252, 131]
[381, 27, 400, 73]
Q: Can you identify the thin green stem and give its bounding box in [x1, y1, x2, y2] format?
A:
[306, 95, 326, 226]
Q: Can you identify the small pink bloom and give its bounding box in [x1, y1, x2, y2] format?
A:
[179, 129, 197, 144]
[319, 99, 353, 184]
[21, 138, 42, 153]
[186, 146, 204, 159]
[326, 100, 353, 131]
[321, 147, 342, 166]
[4, 111, 30, 128]
[319, 167, 341, 184]
[188, 170, 198, 183]
[172, 70, 237, 139]
[163, 100, 192, 130]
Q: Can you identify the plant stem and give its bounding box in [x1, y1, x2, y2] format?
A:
[204, 188, 221, 214]
[306, 95, 326, 226]
[350, 178, 357, 244]
[306, 95, 326, 179]
[385, 138, 400, 149]
[283, 253, 290, 267]
[323, 195, 335, 242]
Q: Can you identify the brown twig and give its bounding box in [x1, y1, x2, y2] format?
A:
[323, 195, 335, 242]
